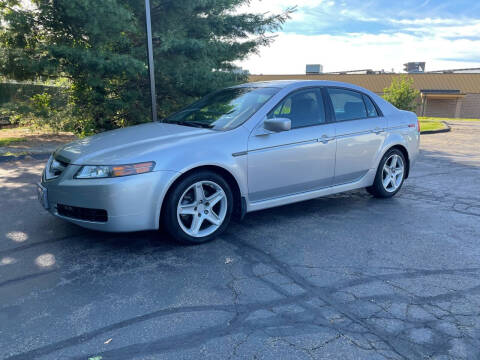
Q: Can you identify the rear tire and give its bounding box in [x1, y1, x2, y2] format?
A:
[162, 171, 233, 245]
[367, 148, 406, 198]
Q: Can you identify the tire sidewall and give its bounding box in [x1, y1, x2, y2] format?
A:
[164, 171, 233, 244]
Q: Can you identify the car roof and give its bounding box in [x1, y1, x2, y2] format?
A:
[236, 80, 369, 90]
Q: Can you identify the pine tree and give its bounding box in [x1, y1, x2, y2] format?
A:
[0, 0, 292, 134]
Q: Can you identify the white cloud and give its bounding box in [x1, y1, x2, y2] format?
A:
[237, 31, 480, 74]
[236, 0, 480, 74]
[389, 18, 460, 25]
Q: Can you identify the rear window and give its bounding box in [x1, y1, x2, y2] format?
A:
[327, 88, 368, 121]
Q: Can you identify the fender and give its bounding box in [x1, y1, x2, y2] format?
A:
[152, 158, 248, 229]
[372, 133, 411, 178]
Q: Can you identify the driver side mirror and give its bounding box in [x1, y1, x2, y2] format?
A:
[263, 118, 291, 133]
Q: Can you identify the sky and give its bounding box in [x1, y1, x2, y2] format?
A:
[236, 0, 480, 74]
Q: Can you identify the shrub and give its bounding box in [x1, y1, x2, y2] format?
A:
[383, 76, 420, 112]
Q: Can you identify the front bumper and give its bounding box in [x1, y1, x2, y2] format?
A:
[40, 165, 178, 232]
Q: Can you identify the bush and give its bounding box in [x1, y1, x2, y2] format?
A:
[383, 76, 420, 112]
[0, 91, 90, 136]
[0, 101, 33, 125]
[0, 83, 66, 106]
[28, 93, 94, 135]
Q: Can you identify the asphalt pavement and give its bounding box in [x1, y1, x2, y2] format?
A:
[1, 122, 479, 360]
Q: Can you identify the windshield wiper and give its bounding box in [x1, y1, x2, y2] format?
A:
[166, 120, 213, 129]
[182, 121, 213, 129]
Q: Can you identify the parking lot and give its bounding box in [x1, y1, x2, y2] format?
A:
[1, 121, 479, 360]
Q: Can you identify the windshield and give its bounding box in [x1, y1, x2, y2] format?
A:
[163, 87, 279, 130]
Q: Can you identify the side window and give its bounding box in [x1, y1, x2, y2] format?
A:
[327, 88, 367, 121]
[363, 95, 379, 118]
[268, 89, 325, 129]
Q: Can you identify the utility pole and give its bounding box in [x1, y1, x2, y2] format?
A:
[145, 0, 158, 121]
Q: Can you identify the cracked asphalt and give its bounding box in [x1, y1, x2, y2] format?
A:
[1, 121, 479, 360]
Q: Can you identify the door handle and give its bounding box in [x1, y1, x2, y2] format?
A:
[319, 135, 333, 144]
[373, 127, 384, 134]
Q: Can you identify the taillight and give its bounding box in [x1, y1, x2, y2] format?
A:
[409, 117, 421, 133]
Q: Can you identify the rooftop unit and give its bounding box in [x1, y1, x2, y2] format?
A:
[306, 64, 323, 74]
[404, 62, 426, 73]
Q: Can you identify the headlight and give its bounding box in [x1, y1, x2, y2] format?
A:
[74, 162, 155, 179]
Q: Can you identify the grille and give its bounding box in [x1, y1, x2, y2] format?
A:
[57, 204, 108, 223]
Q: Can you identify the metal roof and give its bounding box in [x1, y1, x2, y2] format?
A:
[248, 74, 480, 94]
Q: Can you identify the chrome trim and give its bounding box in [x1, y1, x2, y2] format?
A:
[336, 130, 373, 139]
[248, 138, 319, 154]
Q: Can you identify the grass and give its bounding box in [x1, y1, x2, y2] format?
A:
[0, 151, 30, 157]
[0, 137, 24, 146]
[419, 120, 447, 132]
[419, 117, 480, 122]
[418, 116, 480, 133]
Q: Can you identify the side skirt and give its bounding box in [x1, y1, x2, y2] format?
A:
[246, 168, 376, 213]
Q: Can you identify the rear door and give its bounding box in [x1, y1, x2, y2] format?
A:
[326, 87, 387, 185]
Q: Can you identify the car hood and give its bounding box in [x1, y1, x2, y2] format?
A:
[55, 122, 212, 165]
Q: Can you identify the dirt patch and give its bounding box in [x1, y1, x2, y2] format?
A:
[0, 127, 76, 155]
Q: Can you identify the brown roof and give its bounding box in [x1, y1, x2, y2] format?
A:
[248, 74, 480, 94]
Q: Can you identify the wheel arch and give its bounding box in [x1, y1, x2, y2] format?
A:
[158, 165, 244, 228]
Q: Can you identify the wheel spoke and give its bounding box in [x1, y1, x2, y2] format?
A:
[189, 215, 204, 235]
[389, 177, 396, 188]
[390, 155, 398, 168]
[383, 176, 391, 189]
[207, 191, 224, 207]
[194, 183, 205, 202]
[205, 211, 221, 226]
[395, 168, 404, 179]
[179, 203, 197, 215]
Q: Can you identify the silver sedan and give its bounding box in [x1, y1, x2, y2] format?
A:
[38, 80, 420, 244]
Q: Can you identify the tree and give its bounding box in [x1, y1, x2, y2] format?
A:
[0, 0, 292, 135]
[383, 75, 420, 112]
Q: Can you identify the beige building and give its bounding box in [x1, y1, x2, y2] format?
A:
[249, 73, 480, 119]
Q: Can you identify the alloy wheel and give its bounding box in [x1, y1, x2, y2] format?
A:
[382, 154, 405, 193]
[176, 181, 227, 237]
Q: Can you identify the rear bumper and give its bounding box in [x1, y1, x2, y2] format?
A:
[41, 169, 179, 232]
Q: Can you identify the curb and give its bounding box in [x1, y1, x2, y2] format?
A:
[420, 121, 451, 135]
[0, 152, 50, 163]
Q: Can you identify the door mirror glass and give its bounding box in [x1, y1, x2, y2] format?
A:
[264, 118, 291, 132]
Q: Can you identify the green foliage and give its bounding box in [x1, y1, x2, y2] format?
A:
[28, 92, 95, 135]
[0, 82, 66, 105]
[383, 76, 420, 112]
[0, 0, 292, 134]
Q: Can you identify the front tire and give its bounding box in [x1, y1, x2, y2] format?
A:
[367, 149, 406, 198]
[162, 171, 233, 244]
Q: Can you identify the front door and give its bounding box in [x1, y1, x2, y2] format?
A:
[247, 88, 336, 202]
